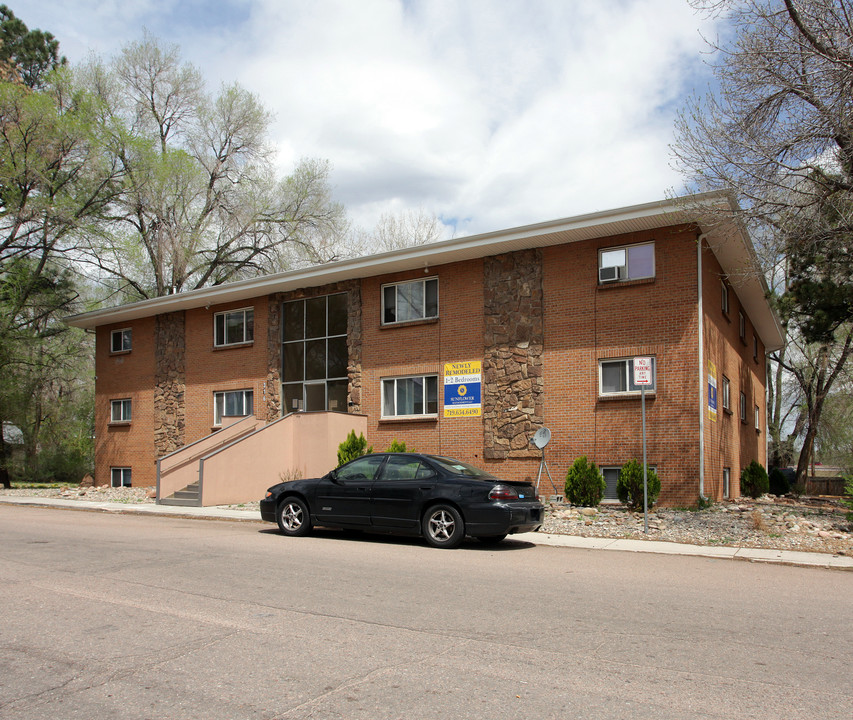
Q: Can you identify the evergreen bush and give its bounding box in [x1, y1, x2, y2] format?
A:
[564, 456, 605, 507]
[337, 431, 372, 466]
[617, 460, 661, 511]
[386, 439, 411, 452]
[768, 467, 790, 496]
[740, 460, 769, 499]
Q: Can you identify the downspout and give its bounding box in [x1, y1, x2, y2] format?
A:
[697, 233, 707, 500]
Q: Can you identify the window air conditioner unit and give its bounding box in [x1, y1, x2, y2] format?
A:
[599, 265, 625, 283]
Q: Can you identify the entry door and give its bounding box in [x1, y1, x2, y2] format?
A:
[304, 382, 326, 411]
[314, 454, 385, 527]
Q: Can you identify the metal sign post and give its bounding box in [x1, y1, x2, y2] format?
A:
[633, 357, 653, 534]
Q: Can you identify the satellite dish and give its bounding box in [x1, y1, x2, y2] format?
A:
[531, 427, 551, 450]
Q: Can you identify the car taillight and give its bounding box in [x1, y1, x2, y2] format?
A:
[489, 484, 519, 500]
[265, 491, 272, 498]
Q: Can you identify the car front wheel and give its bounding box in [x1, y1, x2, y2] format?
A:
[422, 504, 464, 549]
[277, 497, 311, 537]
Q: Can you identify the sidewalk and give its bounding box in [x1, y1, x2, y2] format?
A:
[3, 495, 852, 570]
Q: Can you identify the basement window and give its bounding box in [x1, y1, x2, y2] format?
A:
[111, 467, 131, 487]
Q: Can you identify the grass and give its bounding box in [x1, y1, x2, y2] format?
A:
[10, 482, 67, 489]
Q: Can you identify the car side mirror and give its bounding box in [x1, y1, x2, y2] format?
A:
[327, 469, 339, 482]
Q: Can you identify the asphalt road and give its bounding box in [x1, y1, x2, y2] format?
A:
[1, 505, 851, 720]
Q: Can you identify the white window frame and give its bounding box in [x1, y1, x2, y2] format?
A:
[721, 280, 729, 315]
[755, 404, 760, 430]
[381, 374, 439, 419]
[721, 375, 731, 411]
[213, 389, 254, 427]
[740, 391, 747, 422]
[723, 467, 731, 498]
[598, 357, 656, 396]
[753, 334, 758, 360]
[214, 308, 254, 347]
[739, 311, 746, 341]
[381, 277, 439, 325]
[110, 398, 132, 423]
[598, 241, 655, 283]
[111, 467, 131, 487]
[110, 328, 132, 353]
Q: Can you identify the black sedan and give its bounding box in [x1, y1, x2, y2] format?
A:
[260, 453, 544, 548]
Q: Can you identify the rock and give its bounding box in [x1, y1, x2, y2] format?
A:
[146, 488, 157, 499]
[577, 507, 597, 517]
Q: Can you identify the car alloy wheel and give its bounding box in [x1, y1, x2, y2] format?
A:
[423, 504, 464, 549]
[277, 497, 311, 537]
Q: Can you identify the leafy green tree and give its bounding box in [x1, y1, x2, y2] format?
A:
[0, 5, 65, 88]
[75, 34, 348, 300]
[673, 0, 853, 485]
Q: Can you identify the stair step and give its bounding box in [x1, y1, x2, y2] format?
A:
[158, 497, 201, 507]
[174, 489, 200, 499]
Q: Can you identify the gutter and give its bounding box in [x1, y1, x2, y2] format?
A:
[698, 233, 707, 500]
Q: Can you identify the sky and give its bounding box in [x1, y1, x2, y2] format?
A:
[20, 0, 719, 240]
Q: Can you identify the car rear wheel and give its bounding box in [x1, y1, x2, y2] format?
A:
[422, 504, 464, 549]
[477, 534, 507, 545]
[277, 497, 311, 537]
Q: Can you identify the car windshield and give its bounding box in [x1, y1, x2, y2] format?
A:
[425, 455, 498, 480]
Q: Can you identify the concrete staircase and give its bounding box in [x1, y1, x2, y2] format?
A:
[160, 481, 200, 507]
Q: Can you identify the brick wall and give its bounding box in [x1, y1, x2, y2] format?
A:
[93, 226, 770, 504]
[95, 317, 156, 487]
[701, 239, 767, 500]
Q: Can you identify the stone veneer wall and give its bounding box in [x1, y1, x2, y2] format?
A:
[268, 280, 363, 416]
[483, 249, 545, 459]
[154, 311, 186, 456]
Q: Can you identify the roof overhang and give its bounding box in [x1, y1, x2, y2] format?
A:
[65, 190, 784, 351]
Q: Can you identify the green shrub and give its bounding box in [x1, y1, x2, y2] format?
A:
[616, 460, 661, 511]
[337, 431, 372, 466]
[564, 456, 605, 507]
[842, 475, 853, 521]
[386, 439, 412, 452]
[768, 467, 790, 496]
[740, 460, 769, 499]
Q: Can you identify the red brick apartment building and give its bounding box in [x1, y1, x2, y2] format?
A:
[66, 192, 784, 506]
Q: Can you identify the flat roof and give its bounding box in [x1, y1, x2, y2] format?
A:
[65, 191, 784, 351]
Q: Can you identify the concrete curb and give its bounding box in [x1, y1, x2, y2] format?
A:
[3, 496, 852, 570]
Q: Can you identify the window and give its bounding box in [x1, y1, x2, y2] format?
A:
[755, 404, 760, 430]
[382, 375, 439, 418]
[379, 455, 436, 481]
[382, 277, 438, 324]
[601, 464, 657, 501]
[601, 467, 621, 501]
[739, 311, 745, 341]
[336, 454, 385, 482]
[110, 328, 132, 353]
[740, 392, 747, 422]
[111, 467, 131, 487]
[721, 376, 731, 412]
[599, 357, 656, 396]
[214, 308, 254, 347]
[282, 293, 348, 412]
[598, 242, 655, 283]
[723, 467, 730, 498]
[753, 334, 758, 361]
[110, 398, 132, 423]
[214, 390, 253, 426]
[721, 280, 729, 315]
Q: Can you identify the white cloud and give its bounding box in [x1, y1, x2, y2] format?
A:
[19, 0, 717, 239]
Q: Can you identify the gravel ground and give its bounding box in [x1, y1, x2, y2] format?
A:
[3, 485, 851, 555]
